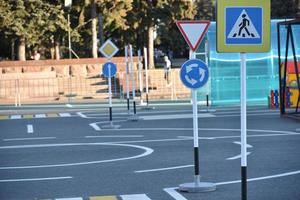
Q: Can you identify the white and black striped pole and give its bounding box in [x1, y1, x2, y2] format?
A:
[240, 52, 247, 200]
[125, 45, 130, 114]
[144, 47, 149, 106]
[128, 45, 140, 121]
[108, 63, 113, 125]
[138, 49, 144, 105]
[179, 51, 216, 193]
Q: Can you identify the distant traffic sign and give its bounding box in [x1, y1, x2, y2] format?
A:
[217, 0, 270, 53]
[180, 59, 209, 89]
[99, 39, 119, 59]
[176, 21, 210, 52]
[102, 62, 117, 78]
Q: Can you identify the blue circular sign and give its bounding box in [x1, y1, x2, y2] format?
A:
[102, 62, 117, 78]
[180, 59, 209, 89]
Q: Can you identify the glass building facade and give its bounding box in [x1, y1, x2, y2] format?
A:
[198, 20, 300, 106]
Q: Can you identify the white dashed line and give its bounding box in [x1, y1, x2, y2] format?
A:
[0, 176, 73, 183]
[27, 124, 33, 133]
[10, 115, 22, 119]
[59, 113, 71, 117]
[35, 114, 46, 118]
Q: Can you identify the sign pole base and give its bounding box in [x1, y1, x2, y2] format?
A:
[179, 181, 216, 193]
[101, 122, 121, 129]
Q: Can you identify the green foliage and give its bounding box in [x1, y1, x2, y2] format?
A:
[1, 0, 299, 60]
[271, 0, 298, 19]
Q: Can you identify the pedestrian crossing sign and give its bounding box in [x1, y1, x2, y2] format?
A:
[217, 0, 270, 53]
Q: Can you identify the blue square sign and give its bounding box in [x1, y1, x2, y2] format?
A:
[225, 7, 263, 45]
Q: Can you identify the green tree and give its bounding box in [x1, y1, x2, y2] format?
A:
[155, 0, 196, 59]
[271, 0, 298, 19]
[0, 0, 68, 60]
[72, 0, 132, 58]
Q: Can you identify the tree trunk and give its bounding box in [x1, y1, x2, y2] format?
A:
[297, 0, 300, 18]
[18, 36, 26, 61]
[98, 14, 104, 46]
[91, 0, 98, 58]
[55, 39, 60, 60]
[148, 25, 155, 69]
[11, 39, 15, 60]
[50, 37, 55, 59]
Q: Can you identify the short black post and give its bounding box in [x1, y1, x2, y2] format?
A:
[127, 98, 130, 111]
[146, 93, 149, 106]
[109, 106, 112, 122]
[206, 94, 209, 107]
[241, 166, 247, 200]
[194, 147, 200, 177]
[133, 100, 137, 115]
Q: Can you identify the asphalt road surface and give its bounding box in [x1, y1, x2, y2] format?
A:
[0, 103, 299, 200]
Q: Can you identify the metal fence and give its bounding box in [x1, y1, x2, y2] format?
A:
[0, 69, 190, 105]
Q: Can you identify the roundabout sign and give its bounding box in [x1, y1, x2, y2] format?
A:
[180, 59, 209, 90]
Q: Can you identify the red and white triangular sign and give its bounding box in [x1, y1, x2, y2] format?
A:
[176, 20, 210, 52]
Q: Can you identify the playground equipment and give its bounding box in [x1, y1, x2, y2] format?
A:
[277, 19, 300, 115]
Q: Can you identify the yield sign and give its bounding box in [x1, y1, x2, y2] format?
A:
[176, 20, 210, 52]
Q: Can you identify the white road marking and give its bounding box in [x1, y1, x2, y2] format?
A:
[177, 136, 215, 140]
[85, 135, 144, 138]
[10, 115, 21, 119]
[0, 176, 72, 183]
[89, 123, 101, 131]
[164, 187, 188, 200]
[35, 114, 46, 118]
[226, 152, 252, 160]
[59, 113, 71, 117]
[141, 113, 215, 120]
[135, 164, 193, 173]
[3, 137, 56, 142]
[27, 124, 33, 133]
[233, 141, 253, 148]
[164, 170, 300, 200]
[216, 170, 300, 186]
[0, 143, 153, 169]
[56, 197, 82, 200]
[65, 104, 73, 108]
[77, 112, 88, 118]
[120, 194, 152, 200]
[226, 141, 252, 160]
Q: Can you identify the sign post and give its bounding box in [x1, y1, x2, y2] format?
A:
[141, 47, 154, 110]
[99, 39, 120, 129]
[176, 20, 216, 193]
[125, 45, 130, 114]
[217, 1, 270, 199]
[128, 45, 140, 121]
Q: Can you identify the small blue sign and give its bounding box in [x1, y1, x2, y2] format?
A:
[180, 59, 209, 89]
[225, 7, 262, 45]
[102, 62, 117, 78]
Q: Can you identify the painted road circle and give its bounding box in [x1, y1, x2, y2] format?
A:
[0, 143, 153, 170]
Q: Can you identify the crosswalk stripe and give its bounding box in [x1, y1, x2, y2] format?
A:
[0, 116, 9, 120]
[23, 114, 34, 119]
[120, 194, 152, 200]
[47, 113, 59, 118]
[59, 113, 71, 117]
[89, 196, 118, 200]
[56, 198, 83, 200]
[35, 114, 46, 118]
[10, 115, 22, 119]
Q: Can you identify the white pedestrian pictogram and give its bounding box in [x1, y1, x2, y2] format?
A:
[228, 9, 260, 39]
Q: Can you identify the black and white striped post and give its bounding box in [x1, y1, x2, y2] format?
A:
[125, 45, 130, 114]
[141, 47, 154, 110]
[240, 52, 247, 200]
[128, 44, 140, 121]
[178, 50, 216, 193]
[98, 39, 120, 129]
